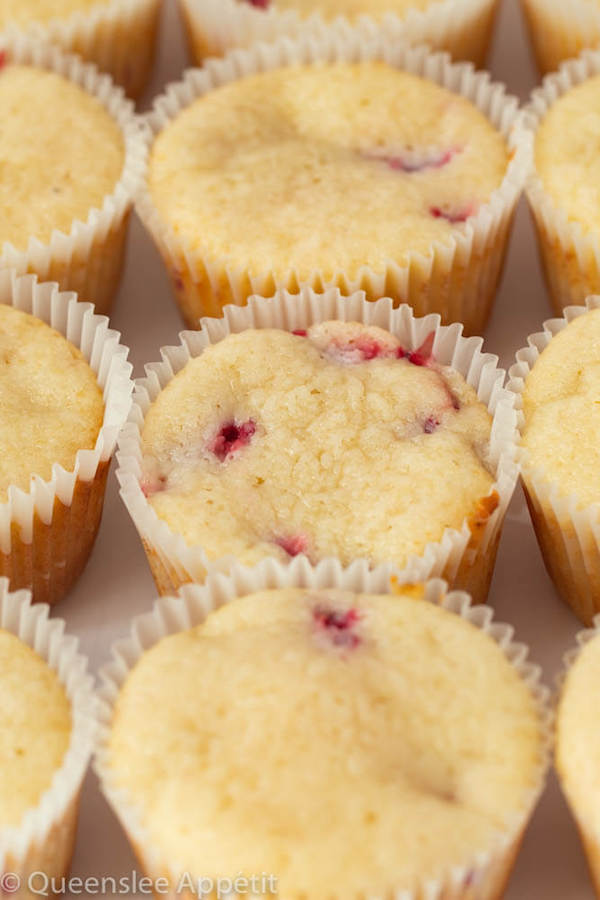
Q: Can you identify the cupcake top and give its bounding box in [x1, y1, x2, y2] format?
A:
[0, 304, 104, 503]
[535, 75, 600, 237]
[0, 61, 124, 252]
[141, 321, 496, 568]
[0, 0, 110, 29]
[520, 308, 600, 508]
[148, 62, 508, 279]
[557, 631, 600, 837]
[240, 0, 438, 17]
[107, 586, 544, 895]
[0, 627, 71, 828]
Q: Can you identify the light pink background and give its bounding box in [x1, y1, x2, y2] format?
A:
[58, 1, 595, 895]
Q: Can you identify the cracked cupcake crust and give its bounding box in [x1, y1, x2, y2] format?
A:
[140, 321, 495, 569]
[147, 61, 508, 281]
[106, 586, 544, 896]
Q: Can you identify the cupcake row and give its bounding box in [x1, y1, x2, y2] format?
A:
[7, 559, 600, 898]
[2, 269, 600, 625]
[3, 24, 600, 334]
[6, 0, 600, 95]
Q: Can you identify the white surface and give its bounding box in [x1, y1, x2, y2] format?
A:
[56, 0, 594, 896]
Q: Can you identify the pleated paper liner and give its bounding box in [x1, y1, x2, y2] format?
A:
[95, 560, 552, 900]
[524, 48, 600, 315]
[1, 0, 161, 99]
[0, 33, 146, 316]
[177, 0, 500, 68]
[556, 617, 600, 897]
[116, 288, 519, 603]
[0, 577, 96, 889]
[507, 295, 600, 625]
[0, 270, 133, 606]
[135, 25, 530, 335]
[521, 0, 600, 76]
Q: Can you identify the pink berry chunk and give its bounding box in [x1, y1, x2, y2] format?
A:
[0, 52, 5, 70]
[370, 147, 458, 173]
[329, 335, 405, 364]
[276, 534, 309, 557]
[430, 204, 474, 224]
[209, 420, 256, 462]
[313, 606, 362, 649]
[141, 473, 167, 498]
[292, 329, 307, 337]
[408, 332, 435, 367]
[423, 416, 439, 434]
[245, 0, 270, 6]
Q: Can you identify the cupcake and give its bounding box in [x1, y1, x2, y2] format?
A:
[96, 563, 551, 900]
[137, 28, 528, 335]
[521, 0, 600, 76]
[525, 50, 600, 315]
[508, 298, 600, 625]
[0, 36, 145, 316]
[117, 289, 519, 603]
[178, 0, 500, 69]
[557, 620, 600, 895]
[0, 0, 161, 98]
[0, 577, 96, 888]
[0, 269, 133, 606]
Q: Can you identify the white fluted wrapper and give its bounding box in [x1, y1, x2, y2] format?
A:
[0, 270, 133, 606]
[507, 296, 600, 625]
[1, 0, 161, 98]
[136, 26, 529, 335]
[524, 49, 600, 316]
[94, 561, 552, 900]
[0, 577, 96, 889]
[177, 0, 500, 68]
[0, 34, 146, 315]
[521, 0, 600, 76]
[555, 617, 600, 895]
[116, 287, 519, 603]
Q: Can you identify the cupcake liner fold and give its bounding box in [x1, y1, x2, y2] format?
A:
[0, 269, 133, 605]
[94, 561, 552, 900]
[0, 577, 96, 885]
[556, 616, 600, 895]
[507, 295, 600, 625]
[521, 0, 600, 76]
[136, 26, 530, 335]
[1, 0, 161, 98]
[177, 0, 500, 68]
[117, 288, 519, 603]
[524, 48, 600, 316]
[0, 33, 146, 315]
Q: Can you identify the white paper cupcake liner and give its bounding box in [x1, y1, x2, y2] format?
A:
[521, 0, 600, 76]
[555, 616, 600, 894]
[0, 577, 96, 885]
[135, 25, 530, 336]
[507, 295, 600, 625]
[0, 269, 133, 606]
[177, 0, 500, 68]
[524, 48, 600, 316]
[0, 33, 146, 316]
[94, 560, 552, 900]
[116, 287, 519, 604]
[1, 0, 161, 98]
